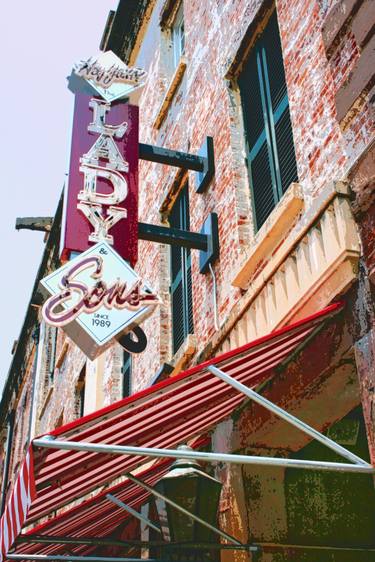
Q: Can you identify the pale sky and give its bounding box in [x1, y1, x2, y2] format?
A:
[0, 1, 117, 392]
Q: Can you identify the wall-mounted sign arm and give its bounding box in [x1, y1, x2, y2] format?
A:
[138, 213, 219, 274]
[139, 143, 204, 172]
[139, 136, 214, 193]
[138, 222, 207, 251]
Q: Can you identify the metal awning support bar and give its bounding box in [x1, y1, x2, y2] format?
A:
[106, 494, 161, 534]
[16, 535, 258, 551]
[6, 553, 183, 562]
[207, 365, 372, 468]
[257, 542, 375, 553]
[124, 473, 245, 547]
[14, 537, 375, 554]
[33, 437, 375, 474]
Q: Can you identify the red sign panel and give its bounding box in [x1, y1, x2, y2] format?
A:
[61, 93, 139, 266]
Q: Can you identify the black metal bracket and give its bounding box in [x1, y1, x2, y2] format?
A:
[199, 213, 219, 273]
[139, 136, 214, 193]
[195, 136, 215, 193]
[138, 212, 219, 274]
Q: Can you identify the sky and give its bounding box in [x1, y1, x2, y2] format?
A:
[0, 1, 117, 392]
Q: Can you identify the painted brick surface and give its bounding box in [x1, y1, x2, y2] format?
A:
[1, 0, 374, 555]
[126, 0, 374, 391]
[27, 0, 374, 428]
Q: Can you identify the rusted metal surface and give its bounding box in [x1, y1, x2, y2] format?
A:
[15, 217, 53, 233]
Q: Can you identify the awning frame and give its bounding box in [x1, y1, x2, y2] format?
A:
[5, 302, 375, 562]
[19, 358, 373, 560]
[105, 494, 161, 534]
[33, 364, 374, 474]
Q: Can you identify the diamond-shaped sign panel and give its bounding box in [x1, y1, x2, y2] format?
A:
[40, 242, 160, 360]
[67, 51, 147, 104]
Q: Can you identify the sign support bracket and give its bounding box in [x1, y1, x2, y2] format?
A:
[139, 137, 214, 194]
[138, 213, 219, 274]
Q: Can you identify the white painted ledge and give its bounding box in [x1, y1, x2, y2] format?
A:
[153, 56, 187, 129]
[232, 183, 304, 289]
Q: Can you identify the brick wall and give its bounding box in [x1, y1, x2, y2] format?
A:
[1, 0, 373, 557]
[33, 0, 374, 415]
[121, 0, 374, 392]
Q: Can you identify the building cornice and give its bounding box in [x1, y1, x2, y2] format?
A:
[100, 0, 153, 63]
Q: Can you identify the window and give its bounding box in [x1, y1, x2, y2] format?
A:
[121, 351, 132, 398]
[171, 2, 185, 69]
[75, 364, 86, 418]
[45, 326, 57, 385]
[238, 10, 298, 231]
[40, 324, 57, 402]
[169, 184, 193, 355]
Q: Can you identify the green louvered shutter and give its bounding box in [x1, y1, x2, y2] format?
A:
[238, 10, 298, 230]
[170, 185, 194, 355]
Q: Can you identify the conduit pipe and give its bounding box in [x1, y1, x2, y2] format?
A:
[208, 263, 219, 332]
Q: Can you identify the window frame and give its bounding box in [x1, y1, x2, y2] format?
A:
[171, 2, 185, 70]
[237, 9, 298, 232]
[75, 364, 86, 419]
[169, 183, 194, 356]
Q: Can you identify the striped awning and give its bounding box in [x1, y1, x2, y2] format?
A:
[0, 302, 342, 560]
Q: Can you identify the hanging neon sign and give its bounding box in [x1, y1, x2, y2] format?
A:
[41, 56, 160, 359]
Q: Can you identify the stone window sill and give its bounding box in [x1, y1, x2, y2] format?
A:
[232, 183, 304, 289]
[55, 341, 69, 369]
[38, 385, 54, 420]
[169, 333, 197, 376]
[153, 56, 187, 129]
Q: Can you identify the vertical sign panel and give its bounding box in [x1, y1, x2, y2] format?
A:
[61, 93, 139, 266]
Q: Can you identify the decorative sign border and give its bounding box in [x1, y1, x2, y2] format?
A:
[40, 242, 161, 359]
[67, 51, 147, 104]
[61, 94, 139, 266]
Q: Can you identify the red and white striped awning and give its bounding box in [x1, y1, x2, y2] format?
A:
[11, 459, 173, 560]
[0, 302, 342, 560]
[12, 438, 209, 561]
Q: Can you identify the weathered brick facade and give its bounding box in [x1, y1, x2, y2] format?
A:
[1, 0, 374, 560]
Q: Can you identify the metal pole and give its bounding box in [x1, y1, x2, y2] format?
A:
[33, 436, 375, 474]
[16, 535, 258, 551]
[257, 542, 375, 553]
[6, 553, 181, 562]
[124, 473, 244, 547]
[209, 263, 219, 332]
[207, 365, 372, 468]
[106, 493, 161, 533]
[15, 537, 375, 554]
